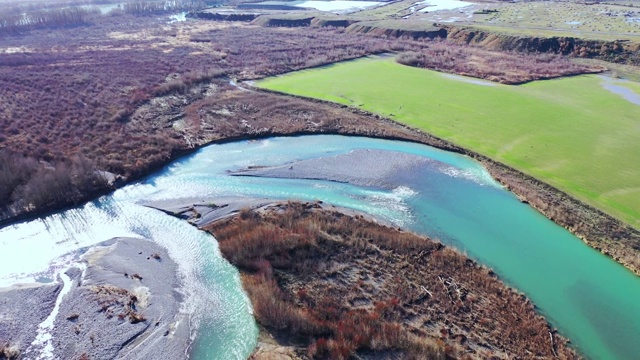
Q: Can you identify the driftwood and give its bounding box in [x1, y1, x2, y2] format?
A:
[549, 331, 558, 358]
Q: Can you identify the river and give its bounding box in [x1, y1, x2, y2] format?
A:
[1, 135, 639, 359]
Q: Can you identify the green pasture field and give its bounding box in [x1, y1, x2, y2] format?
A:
[257, 57, 640, 228]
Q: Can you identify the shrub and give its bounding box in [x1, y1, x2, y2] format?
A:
[0, 342, 20, 360]
[206, 203, 578, 359]
[397, 41, 604, 84]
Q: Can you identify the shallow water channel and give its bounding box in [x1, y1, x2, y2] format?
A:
[1, 135, 639, 359]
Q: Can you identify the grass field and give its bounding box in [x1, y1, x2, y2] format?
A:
[469, 1, 640, 41]
[257, 57, 640, 228]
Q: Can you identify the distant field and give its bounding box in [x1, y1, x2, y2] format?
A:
[353, 0, 417, 18]
[257, 57, 640, 228]
[469, 1, 640, 41]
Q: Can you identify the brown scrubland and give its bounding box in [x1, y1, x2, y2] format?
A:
[397, 42, 605, 84]
[205, 202, 578, 360]
[0, 16, 419, 221]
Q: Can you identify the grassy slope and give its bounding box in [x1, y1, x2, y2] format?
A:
[257, 58, 640, 227]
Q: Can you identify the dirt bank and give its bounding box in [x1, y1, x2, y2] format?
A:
[443, 25, 640, 65]
[340, 20, 639, 65]
[187, 10, 259, 22]
[346, 22, 447, 39]
[251, 15, 315, 27]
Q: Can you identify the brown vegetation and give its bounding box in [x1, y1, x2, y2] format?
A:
[186, 25, 414, 79]
[397, 42, 605, 84]
[345, 21, 446, 40]
[205, 202, 578, 359]
[0, 342, 20, 360]
[92, 285, 146, 324]
[161, 85, 425, 145]
[0, 151, 109, 215]
[0, 16, 421, 222]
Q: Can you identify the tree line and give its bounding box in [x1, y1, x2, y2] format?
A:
[0, 0, 207, 33]
[0, 7, 92, 33]
[0, 151, 109, 219]
[121, 0, 205, 15]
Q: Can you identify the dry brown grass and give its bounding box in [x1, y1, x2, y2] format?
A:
[206, 202, 579, 359]
[92, 285, 146, 324]
[397, 41, 605, 84]
[0, 14, 425, 222]
[0, 342, 20, 360]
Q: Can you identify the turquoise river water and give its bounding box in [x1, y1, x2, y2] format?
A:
[1, 135, 639, 359]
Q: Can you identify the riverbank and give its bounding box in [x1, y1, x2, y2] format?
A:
[0, 81, 426, 228]
[0, 237, 188, 359]
[5, 135, 639, 359]
[245, 81, 640, 276]
[201, 201, 579, 359]
[2, 75, 639, 277]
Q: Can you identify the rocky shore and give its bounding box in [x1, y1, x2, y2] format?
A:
[0, 283, 61, 359]
[0, 238, 188, 360]
[143, 196, 390, 230]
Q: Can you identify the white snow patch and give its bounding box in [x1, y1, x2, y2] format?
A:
[168, 12, 187, 23]
[417, 0, 474, 12]
[253, 0, 383, 13]
[296, 0, 383, 12]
